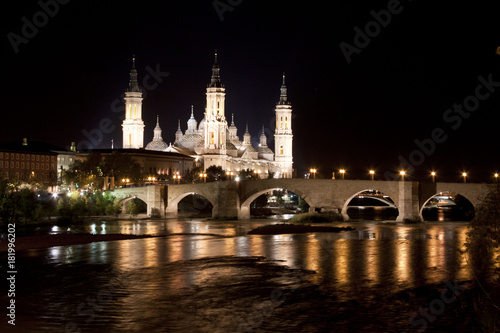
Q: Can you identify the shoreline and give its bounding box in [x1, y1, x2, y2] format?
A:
[0, 233, 161, 252]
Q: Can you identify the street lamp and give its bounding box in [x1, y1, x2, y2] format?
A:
[462, 172, 467, 183]
[199, 172, 207, 183]
[227, 171, 234, 180]
[431, 171, 436, 182]
[310, 168, 316, 179]
[369, 170, 375, 181]
[495, 173, 499, 183]
[339, 169, 345, 180]
[400, 170, 406, 181]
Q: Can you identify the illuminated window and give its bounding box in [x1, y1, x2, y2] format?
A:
[129, 134, 132, 146]
[280, 145, 283, 155]
[210, 132, 214, 145]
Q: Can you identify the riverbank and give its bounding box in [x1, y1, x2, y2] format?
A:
[0, 233, 160, 252]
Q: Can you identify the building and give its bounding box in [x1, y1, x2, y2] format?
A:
[125, 52, 294, 178]
[76, 149, 195, 184]
[0, 138, 59, 184]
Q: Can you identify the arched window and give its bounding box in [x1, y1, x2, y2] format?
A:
[280, 145, 284, 155]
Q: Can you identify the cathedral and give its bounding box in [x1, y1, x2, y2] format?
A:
[122, 53, 293, 178]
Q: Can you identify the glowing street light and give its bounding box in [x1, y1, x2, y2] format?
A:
[199, 172, 207, 183]
[173, 174, 181, 184]
[400, 170, 406, 181]
[339, 169, 346, 180]
[495, 173, 499, 183]
[431, 171, 436, 182]
[310, 168, 317, 179]
[369, 170, 375, 181]
[462, 172, 467, 183]
[227, 170, 234, 180]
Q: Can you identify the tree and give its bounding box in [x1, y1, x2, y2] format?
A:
[100, 151, 142, 184]
[63, 152, 103, 190]
[185, 166, 205, 183]
[206, 165, 227, 182]
[238, 169, 253, 180]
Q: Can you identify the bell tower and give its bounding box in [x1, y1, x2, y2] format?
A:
[274, 73, 293, 177]
[204, 51, 227, 150]
[122, 56, 145, 149]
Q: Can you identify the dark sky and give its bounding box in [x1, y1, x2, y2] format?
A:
[3, 0, 500, 181]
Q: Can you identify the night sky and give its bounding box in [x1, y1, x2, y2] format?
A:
[3, 0, 500, 181]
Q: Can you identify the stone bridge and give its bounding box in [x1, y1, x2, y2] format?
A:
[112, 179, 493, 221]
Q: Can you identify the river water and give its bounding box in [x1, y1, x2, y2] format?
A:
[1, 218, 493, 332]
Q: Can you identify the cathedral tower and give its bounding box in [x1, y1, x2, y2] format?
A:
[274, 73, 293, 177]
[122, 56, 145, 149]
[204, 52, 227, 150]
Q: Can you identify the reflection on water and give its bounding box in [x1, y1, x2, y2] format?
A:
[1, 220, 488, 332]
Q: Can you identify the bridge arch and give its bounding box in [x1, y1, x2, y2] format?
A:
[420, 192, 475, 221]
[239, 186, 310, 219]
[119, 196, 148, 215]
[166, 191, 215, 216]
[341, 189, 399, 221]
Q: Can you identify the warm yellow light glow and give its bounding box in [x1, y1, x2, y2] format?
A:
[400, 170, 406, 176]
[369, 170, 375, 175]
[339, 169, 345, 174]
[431, 171, 436, 176]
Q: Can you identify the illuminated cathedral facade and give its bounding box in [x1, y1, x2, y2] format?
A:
[122, 53, 293, 178]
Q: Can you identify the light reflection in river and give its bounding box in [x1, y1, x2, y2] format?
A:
[44, 221, 476, 291]
[3, 220, 483, 332]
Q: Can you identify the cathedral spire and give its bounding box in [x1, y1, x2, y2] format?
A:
[128, 55, 141, 92]
[209, 50, 222, 88]
[279, 72, 289, 105]
[153, 115, 163, 141]
[259, 124, 268, 147]
[175, 119, 183, 142]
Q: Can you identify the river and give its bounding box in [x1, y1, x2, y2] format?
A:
[0, 218, 492, 332]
